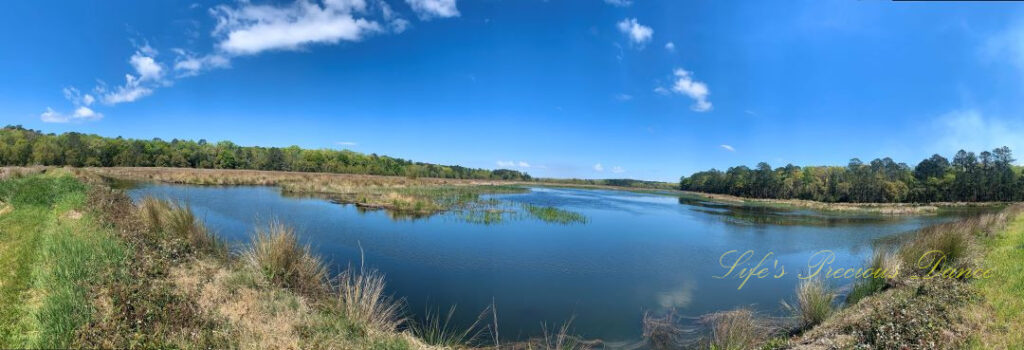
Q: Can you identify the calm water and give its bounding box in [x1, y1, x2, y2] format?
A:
[128, 184, 958, 346]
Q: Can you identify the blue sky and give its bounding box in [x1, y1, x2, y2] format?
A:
[3, 0, 1024, 181]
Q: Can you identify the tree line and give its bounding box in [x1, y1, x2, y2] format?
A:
[680, 147, 1023, 203]
[0, 126, 531, 180]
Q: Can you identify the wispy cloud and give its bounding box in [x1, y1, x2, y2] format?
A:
[39, 106, 104, 123]
[497, 160, 531, 168]
[614, 93, 633, 102]
[664, 68, 712, 112]
[664, 41, 675, 52]
[934, 109, 1024, 157]
[335, 141, 358, 146]
[45, 0, 440, 120]
[611, 166, 625, 174]
[405, 0, 459, 20]
[617, 18, 653, 47]
[720, 144, 735, 152]
[603, 0, 632, 7]
[593, 163, 604, 172]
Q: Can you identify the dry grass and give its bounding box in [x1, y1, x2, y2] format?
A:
[789, 204, 1024, 349]
[84, 167, 525, 216]
[243, 222, 329, 297]
[702, 308, 777, 350]
[679, 190, 1006, 215]
[138, 197, 226, 257]
[784, 279, 836, 330]
[332, 265, 405, 334]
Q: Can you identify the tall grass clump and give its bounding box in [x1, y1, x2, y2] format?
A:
[244, 221, 328, 296]
[783, 278, 835, 329]
[702, 308, 768, 350]
[137, 197, 225, 257]
[846, 249, 902, 305]
[411, 305, 488, 347]
[532, 318, 590, 350]
[332, 266, 405, 333]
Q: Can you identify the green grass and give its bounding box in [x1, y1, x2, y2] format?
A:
[971, 213, 1024, 348]
[521, 203, 588, 224]
[0, 173, 129, 349]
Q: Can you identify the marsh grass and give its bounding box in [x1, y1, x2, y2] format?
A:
[531, 318, 591, 350]
[783, 278, 836, 329]
[411, 305, 490, 347]
[846, 250, 902, 305]
[702, 308, 774, 350]
[244, 221, 329, 296]
[85, 167, 528, 217]
[332, 265, 405, 334]
[137, 197, 226, 257]
[520, 203, 588, 224]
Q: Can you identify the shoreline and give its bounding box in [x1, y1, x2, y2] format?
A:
[69, 167, 1012, 217]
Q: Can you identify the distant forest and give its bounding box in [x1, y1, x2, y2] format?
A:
[0, 126, 531, 180]
[680, 147, 1023, 203]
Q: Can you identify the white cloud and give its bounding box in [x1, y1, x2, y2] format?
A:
[130, 51, 164, 82]
[611, 166, 625, 174]
[665, 42, 675, 52]
[73, 106, 103, 120]
[101, 74, 154, 105]
[614, 93, 633, 101]
[934, 110, 1024, 157]
[668, 68, 712, 112]
[40, 108, 69, 123]
[335, 141, 358, 146]
[39, 106, 103, 123]
[593, 163, 604, 172]
[604, 0, 632, 7]
[496, 160, 531, 168]
[720, 144, 735, 152]
[62, 87, 95, 106]
[405, 0, 459, 20]
[173, 50, 230, 77]
[617, 18, 653, 47]
[213, 0, 384, 55]
[653, 86, 670, 95]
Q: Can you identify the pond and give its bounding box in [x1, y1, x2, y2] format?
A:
[127, 184, 963, 347]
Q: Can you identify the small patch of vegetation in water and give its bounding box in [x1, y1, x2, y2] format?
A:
[521, 203, 588, 225]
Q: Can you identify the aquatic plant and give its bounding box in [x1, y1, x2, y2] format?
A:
[520, 203, 588, 224]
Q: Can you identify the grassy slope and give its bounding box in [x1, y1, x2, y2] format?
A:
[0, 171, 423, 349]
[971, 214, 1024, 349]
[0, 172, 129, 348]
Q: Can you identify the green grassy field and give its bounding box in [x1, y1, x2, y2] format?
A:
[0, 172, 130, 348]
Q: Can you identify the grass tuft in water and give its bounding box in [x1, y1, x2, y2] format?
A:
[520, 203, 588, 224]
